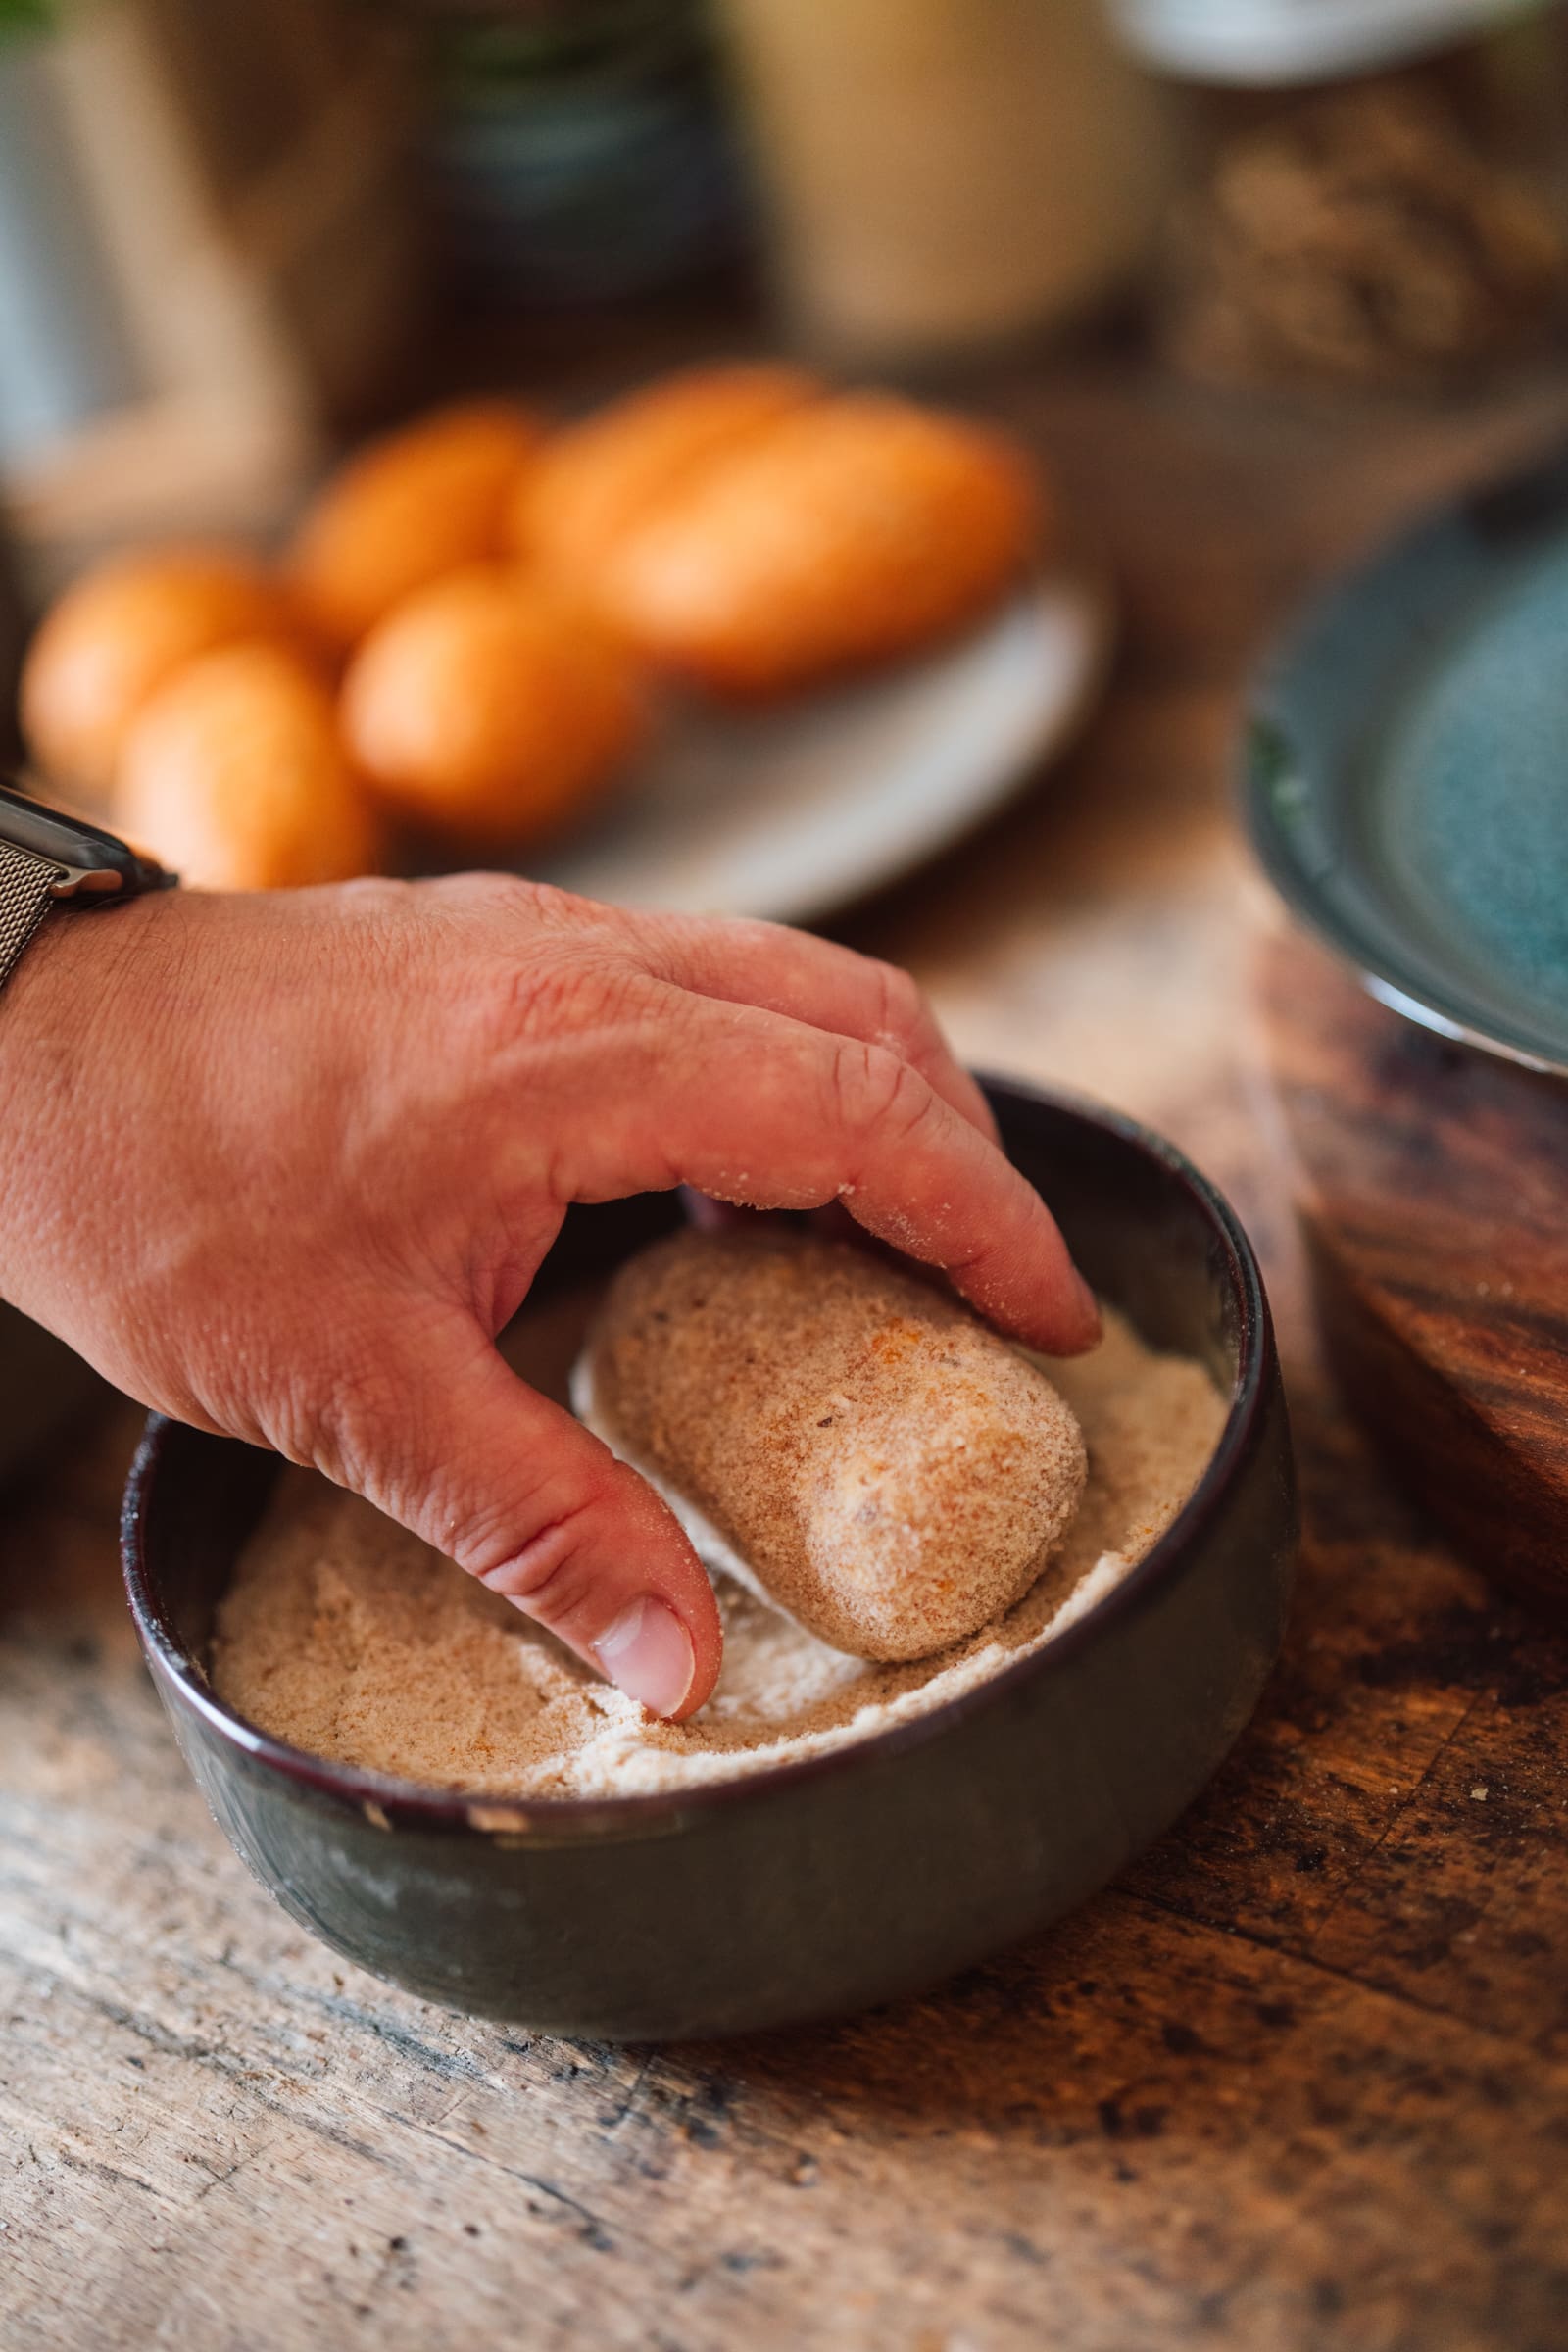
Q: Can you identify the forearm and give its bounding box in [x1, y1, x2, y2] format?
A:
[0, 892, 260, 1414]
[0, 900, 147, 1320]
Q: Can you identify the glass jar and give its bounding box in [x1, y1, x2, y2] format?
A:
[415, 0, 748, 307]
[1110, 0, 1568, 389]
[717, 0, 1177, 367]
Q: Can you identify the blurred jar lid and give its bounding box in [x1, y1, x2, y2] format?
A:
[1110, 0, 1551, 84]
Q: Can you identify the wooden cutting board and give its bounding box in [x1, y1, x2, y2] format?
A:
[1259, 927, 1568, 1615]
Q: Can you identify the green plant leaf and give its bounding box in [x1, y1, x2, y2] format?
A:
[0, 0, 56, 40]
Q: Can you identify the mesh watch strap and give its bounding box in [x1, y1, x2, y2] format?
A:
[0, 841, 62, 993]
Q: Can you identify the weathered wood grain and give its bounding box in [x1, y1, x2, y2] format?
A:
[7, 345, 1568, 2352]
[1259, 930, 1568, 1616]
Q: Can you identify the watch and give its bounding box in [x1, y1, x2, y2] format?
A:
[0, 776, 176, 996]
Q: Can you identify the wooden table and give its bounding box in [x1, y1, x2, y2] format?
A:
[7, 344, 1568, 2352]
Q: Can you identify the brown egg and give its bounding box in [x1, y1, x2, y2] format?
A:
[287, 402, 545, 653]
[21, 546, 298, 799]
[340, 566, 645, 847]
[512, 362, 821, 597]
[598, 393, 1046, 698]
[116, 643, 380, 891]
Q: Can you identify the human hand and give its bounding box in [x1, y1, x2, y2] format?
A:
[0, 877, 1098, 1717]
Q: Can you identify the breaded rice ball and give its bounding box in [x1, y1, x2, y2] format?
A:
[341, 565, 645, 847]
[578, 1228, 1088, 1661]
[512, 362, 820, 596]
[287, 401, 544, 653]
[597, 394, 1044, 698]
[22, 546, 299, 798]
[116, 642, 379, 891]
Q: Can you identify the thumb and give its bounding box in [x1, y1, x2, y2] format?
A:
[362, 1323, 723, 1720]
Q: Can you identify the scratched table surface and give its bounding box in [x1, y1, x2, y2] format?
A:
[6, 335, 1568, 2352]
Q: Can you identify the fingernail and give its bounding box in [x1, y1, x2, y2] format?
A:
[1074, 1272, 1102, 1345]
[594, 1596, 695, 1719]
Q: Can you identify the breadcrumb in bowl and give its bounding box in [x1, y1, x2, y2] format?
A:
[212, 1298, 1218, 1794]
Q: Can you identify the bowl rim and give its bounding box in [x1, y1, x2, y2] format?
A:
[121, 1076, 1279, 1841]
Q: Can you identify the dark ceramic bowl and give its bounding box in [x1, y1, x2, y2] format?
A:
[122, 1081, 1296, 2042]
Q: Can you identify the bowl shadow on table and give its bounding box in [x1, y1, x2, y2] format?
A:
[0, 1384, 142, 1638]
[0, 1301, 112, 1492]
[0, 1301, 134, 1632]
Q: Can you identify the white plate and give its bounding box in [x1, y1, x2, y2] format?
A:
[529, 573, 1110, 925]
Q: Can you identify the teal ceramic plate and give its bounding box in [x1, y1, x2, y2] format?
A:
[1245, 448, 1568, 1079]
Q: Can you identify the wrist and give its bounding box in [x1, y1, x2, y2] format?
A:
[2, 884, 173, 1045]
[0, 891, 180, 1304]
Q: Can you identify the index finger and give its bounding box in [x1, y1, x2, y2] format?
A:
[603, 991, 1101, 1354]
[629, 911, 1000, 1143]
